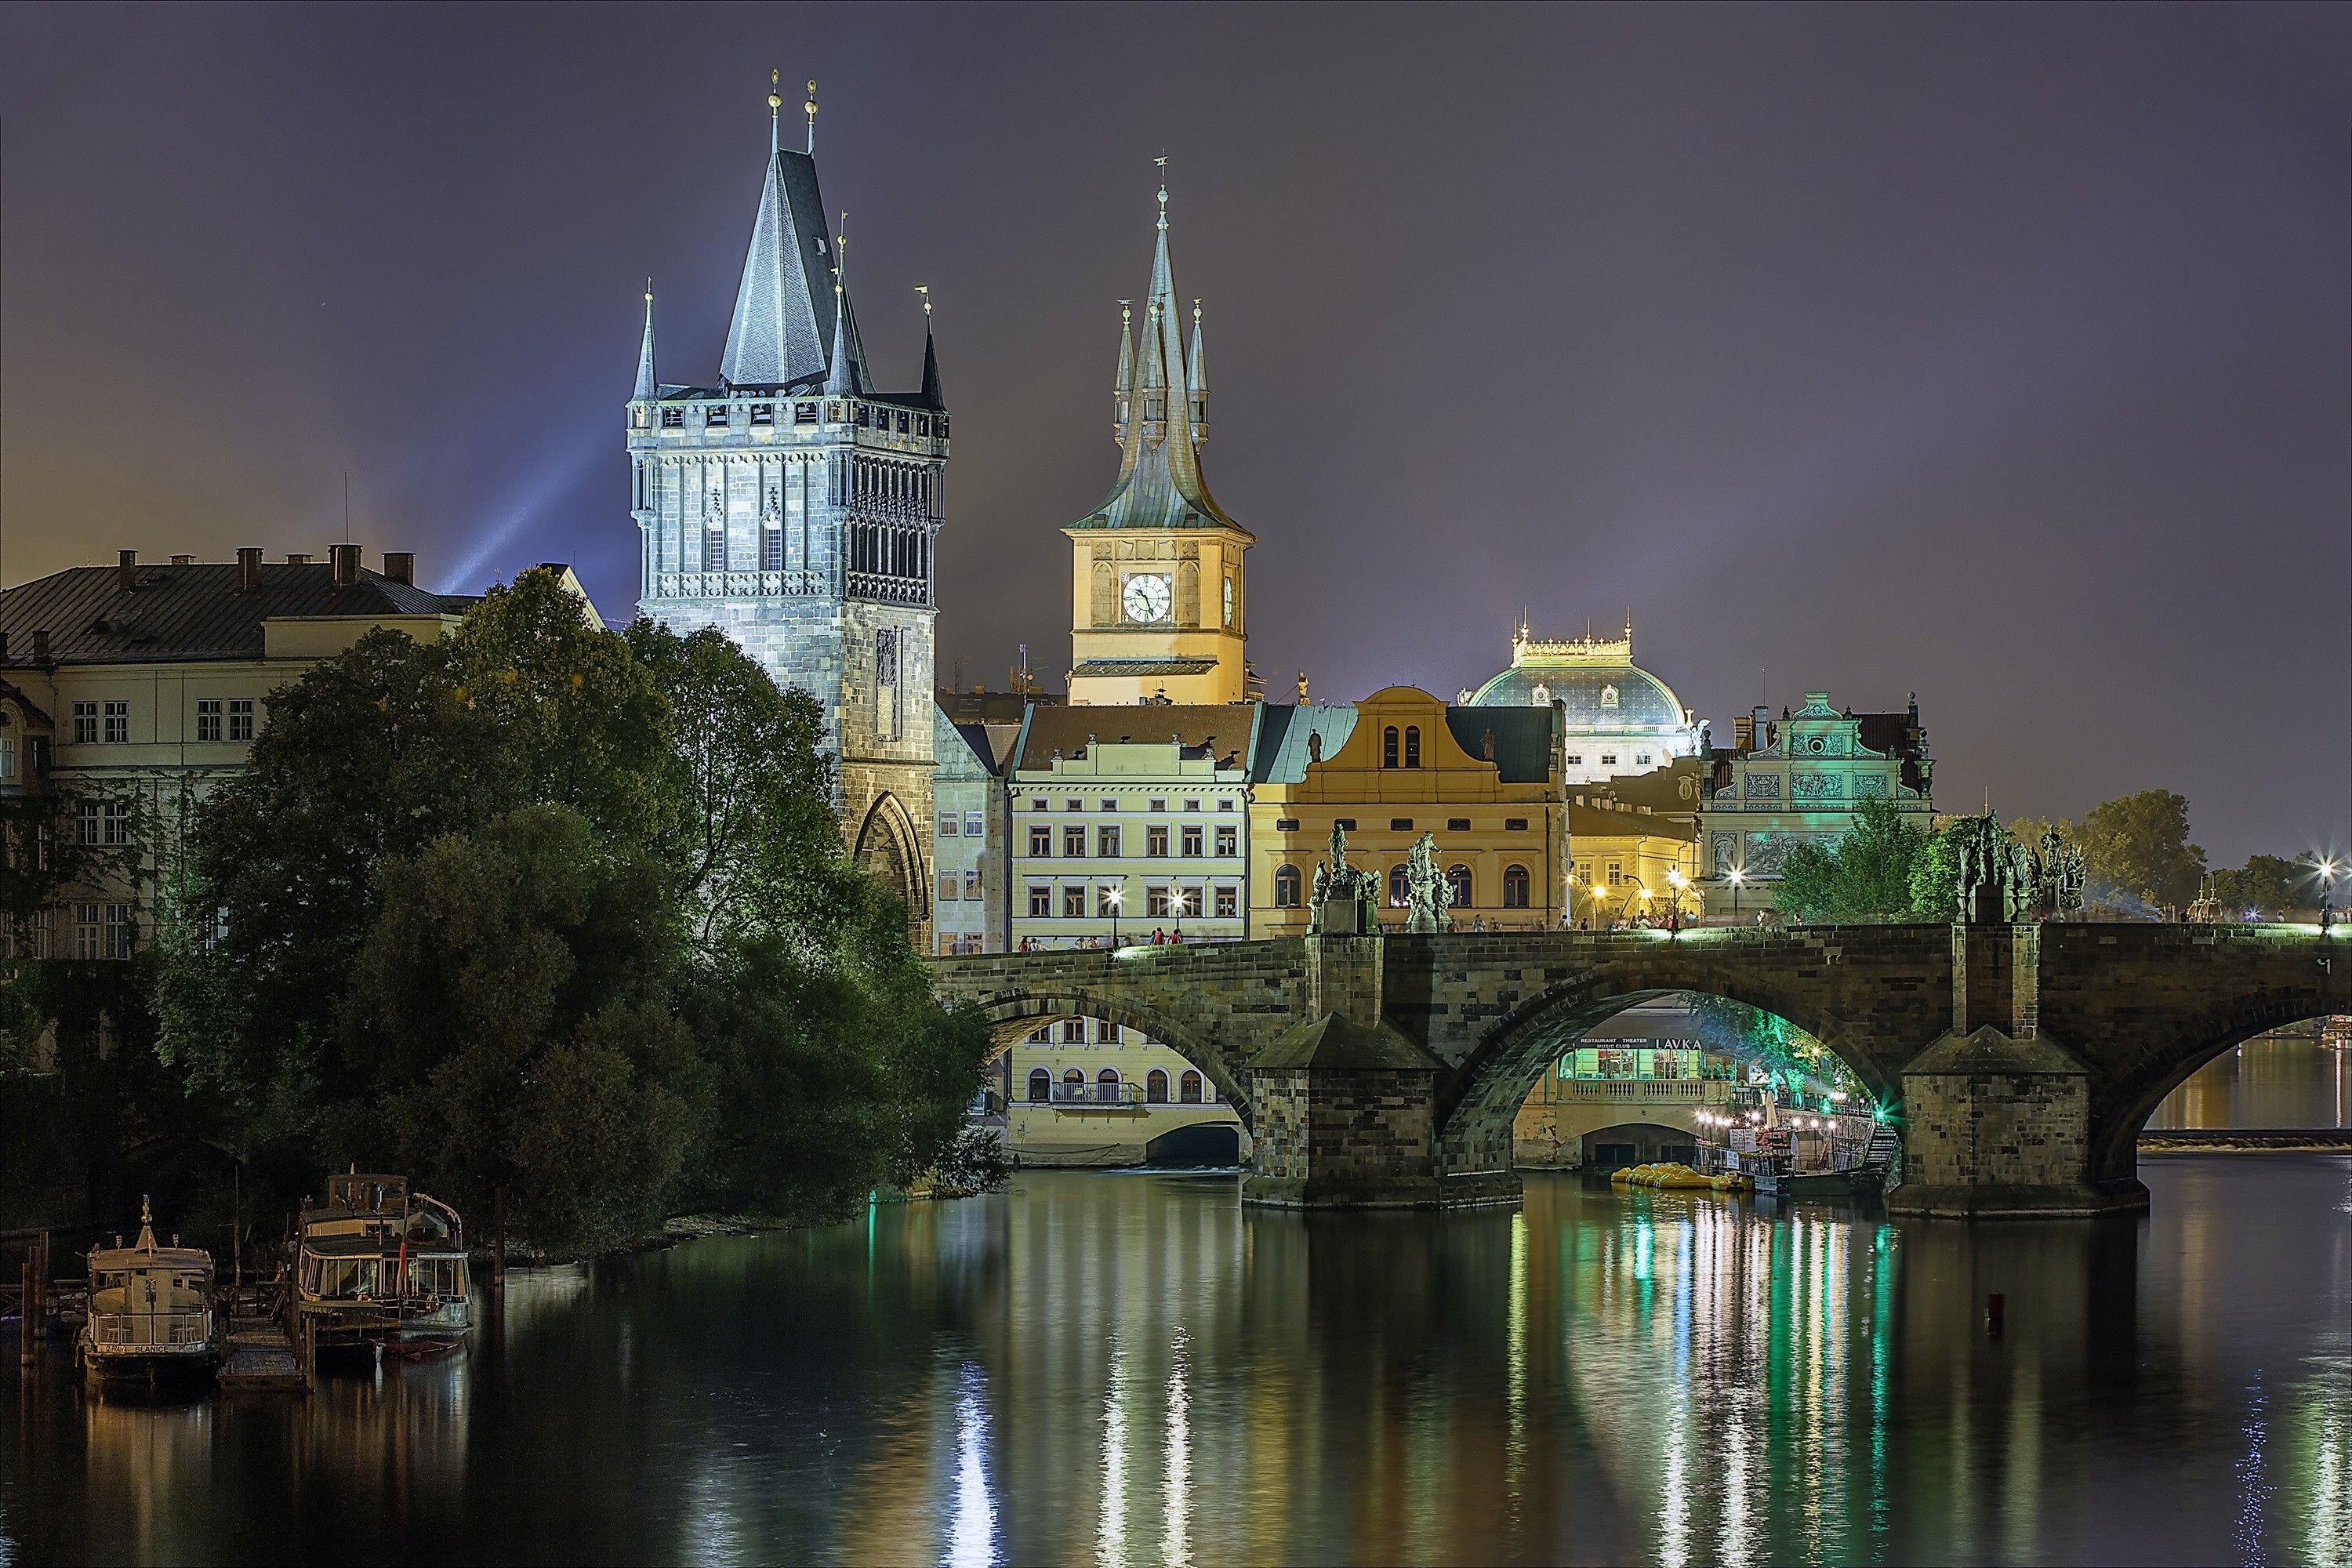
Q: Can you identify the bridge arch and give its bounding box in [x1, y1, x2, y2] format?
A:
[1432, 960, 1903, 1177]
[966, 988, 1254, 1123]
[2086, 997, 2351, 1186]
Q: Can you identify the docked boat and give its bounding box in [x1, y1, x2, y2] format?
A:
[295, 1172, 473, 1356]
[78, 1198, 223, 1385]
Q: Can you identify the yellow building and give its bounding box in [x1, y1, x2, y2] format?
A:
[1250, 686, 1565, 935]
[1062, 182, 1253, 706]
[1563, 760, 1706, 927]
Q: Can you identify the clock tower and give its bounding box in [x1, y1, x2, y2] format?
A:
[1064, 180, 1253, 706]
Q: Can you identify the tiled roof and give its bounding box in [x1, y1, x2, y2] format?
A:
[0, 563, 469, 666]
[1014, 703, 1257, 773]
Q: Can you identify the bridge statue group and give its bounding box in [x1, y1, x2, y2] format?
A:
[936, 833, 2346, 1218]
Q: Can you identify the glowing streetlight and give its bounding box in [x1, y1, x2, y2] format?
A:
[1667, 867, 1689, 933]
[1105, 884, 1123, 949]
[2318, 858, 2339, 935]
[1730, 866, 1747, 918]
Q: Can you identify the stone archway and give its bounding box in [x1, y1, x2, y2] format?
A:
[970, 989, 1254, 1126]
[854, 790, 927, 934]
[2085, 1001, 2352, 1188]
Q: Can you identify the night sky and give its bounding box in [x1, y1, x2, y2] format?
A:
[2, 5, 2347, 864]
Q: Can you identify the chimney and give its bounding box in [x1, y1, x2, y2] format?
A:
[1751, 706, 1772, 751]
[383, 550, 415, 587]
[31, 631, 49, 665]
[285, 553, 311, 566]
[330, 543, 361, 589]
[117, 550, 137, 592]
[237, 547, 263, 593]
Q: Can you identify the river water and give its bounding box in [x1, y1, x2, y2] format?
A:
[8, 1047, 2352, 1565]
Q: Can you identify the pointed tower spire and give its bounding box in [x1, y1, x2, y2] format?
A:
[917, 285, 944, 409]
[1113, 300, 1134, 444]
[824, 220, 858, 396]
[721, 82, 843, 388]
[634, 280, 659, 401]
[768, 70, 782, 151]
[1186, 297, 1207, 444]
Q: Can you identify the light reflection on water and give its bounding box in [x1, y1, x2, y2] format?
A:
[8, 1160, 2352, 1564]
[2148, 1031, 2352, 1129]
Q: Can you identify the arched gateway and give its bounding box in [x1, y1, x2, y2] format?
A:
[934, 923, 2348, 1214]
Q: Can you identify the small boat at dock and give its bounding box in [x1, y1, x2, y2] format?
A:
[295, 1172, 473, 1357]
[77, 1199, 222, 1385]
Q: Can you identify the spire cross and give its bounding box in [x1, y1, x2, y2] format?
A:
[1156, 153, 1169, 230]
[768, 70, 782, 151]
[916, 284, 931, 321]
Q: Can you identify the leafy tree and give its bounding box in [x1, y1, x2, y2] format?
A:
[1770, 797, 1928, 922]
[2077, 789, 2205, 908]
[2211, 853, 2323, 920]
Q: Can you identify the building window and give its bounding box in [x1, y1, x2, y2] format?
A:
[1096, 1068, 1121, 1102]
[1566, 754, 1583, 767]
[228, 699, 254, 742]
[795, 402, 818, 425]
[1028, 1069, 1051, 1103]
[1275, 865, 1302, 907]
[197, 699, 223, 742]
[1147, 1069, 1169, 1104]
[1030, 826, 1053, 857]
[1636, 753, 1652, 766]
[661, 407, 685, 429]
[750, 403, 774, 426]
[1214, 885, 1239, 919]
[1062, 1020, 1086, 1044]
[1599, 753, 1617, 768]
[1218, 798, 1236, 812]
[1100, 798, 1119, 812]
[1448, 818, 1471, 833]
[1065, 797, 1084, 812]
[1147, 826, 1170, 858]
[1179, 1070, 1204, 1105]
[705, 405, 728, 427]
[938, 873, 959, 903]
[1098, 826, 1122, 857]
[73, 904, 102, 960]
[1063, 826, 1086, 858]
[1147, 886, 1171, 918]
[1447, 866, 1473, 908]
[1334, 818, 1356, 832]
[1030, 797, 1048, 811]
[1148, 797, 1167, 812]
[964, 811, 984, 836]
[1390, 818, 1413, 832]
[1504, 865, 1532, 908]
[1607, 862, 1623, 886]
[102, 701, 129, 743]
[72, 703, 97, 745]
[963, 870, 981, 900]
[1382, 727, 1399, 768]
[1181, 825, 1203, 857]
[1388, 865, 1410, 907]
[1029, 1025, 1051, 1044]
[938, 812, 959, 837]
[0, 736, 14, 780]
[1054, 884, 1081, 918]
[1028, 884, 1051, 917]
[1184, 798, 1201, 812]
[1404, 726, 1421, 768]
[938, 934, 958, 956]
[1276, 818, 1301, 833]
[1504, 817, 1527, 833]
[76, 800, 129, 848]
[1215, 826, 1236, 857]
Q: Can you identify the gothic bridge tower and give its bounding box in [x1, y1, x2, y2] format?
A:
[1065, 178, 1254, 705]
[628, 81, 946, 942]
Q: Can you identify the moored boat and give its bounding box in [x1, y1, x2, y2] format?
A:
[295, 1172, 473, 1356]
[78, 1199, 222, 1385]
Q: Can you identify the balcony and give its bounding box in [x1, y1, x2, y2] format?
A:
[1555, 1078, 1733, 1105]
[1032, 1083, 1147, 1112]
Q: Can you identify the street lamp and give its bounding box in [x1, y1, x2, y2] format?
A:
[2318, 858, 2339, 935]
[1730, 866, 1746, 918]
[1668, 868, 1688, 933]
[1174, 885, 1195, 941]
[1105, 885, 1123, 949]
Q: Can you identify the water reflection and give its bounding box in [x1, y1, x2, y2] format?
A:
[2149, 1030, 2352, 1129]
[12, 1162, 2352, 1563]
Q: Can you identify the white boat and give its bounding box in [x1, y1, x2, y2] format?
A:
[295, 1171, 472, 1356]
[78, 1198, 221, 1384]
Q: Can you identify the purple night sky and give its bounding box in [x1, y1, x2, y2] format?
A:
[2, 4, 2346, 864]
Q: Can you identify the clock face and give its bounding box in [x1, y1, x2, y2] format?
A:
[1122, 573, 1172, 623]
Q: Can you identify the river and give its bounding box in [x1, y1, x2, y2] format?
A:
[7, 1044, 2352, 1565]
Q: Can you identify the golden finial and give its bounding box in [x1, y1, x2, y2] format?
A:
[805, 79, 818, 153]
[1120, 299, 1131, 327]
[644, 276, 653, 304]
[768, 69, 782, 114]
[1192, 297, 1201, 325]
[916, 284, 931, 319]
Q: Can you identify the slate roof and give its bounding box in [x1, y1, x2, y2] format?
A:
[1013, 703, 1257, 774]
[1443, 706, 1555, 786]
[1250, 703, 1362, 785]
[719, 147, 866, 393]
[0, 563, 470, 666]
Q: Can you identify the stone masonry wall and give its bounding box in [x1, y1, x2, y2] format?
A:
[1904, 1071, 2089, 1190]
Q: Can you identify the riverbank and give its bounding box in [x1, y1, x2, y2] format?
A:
[2139, 1129, 2352, 1152]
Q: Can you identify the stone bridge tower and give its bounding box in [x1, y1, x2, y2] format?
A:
[628, 82, 945, 941]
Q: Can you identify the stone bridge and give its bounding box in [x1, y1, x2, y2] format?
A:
[934, 922, 2348, 1217]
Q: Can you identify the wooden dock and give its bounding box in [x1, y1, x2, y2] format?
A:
[217, 1286, 309, 1393]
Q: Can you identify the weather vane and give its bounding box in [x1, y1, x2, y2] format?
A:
[916, 284, 931, 320]
[768, 70, 782, 149]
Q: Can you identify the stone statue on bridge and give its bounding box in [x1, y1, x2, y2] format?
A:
[1404, 832, 1454, 934]
[1310, 822, 1381, 936]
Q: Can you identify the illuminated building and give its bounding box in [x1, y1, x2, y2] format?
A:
[1461, 622, 1704, 786]
[627, 84, 944, 938]
[1062, 178, 1253, 706]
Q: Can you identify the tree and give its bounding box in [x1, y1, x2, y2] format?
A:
[2211, 854, 2321, 920]
[1769, 797, 1928, 922]
[2076, 790, 2205, 908]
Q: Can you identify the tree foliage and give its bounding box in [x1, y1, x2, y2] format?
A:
[156, 569, 989, 1252]
[1769, 797, 1929, 923]
[2211, 853, 2325, 920]
[2077, 789, 2205, 909]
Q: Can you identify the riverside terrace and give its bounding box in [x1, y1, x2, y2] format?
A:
[932, 920, 2350, 1216]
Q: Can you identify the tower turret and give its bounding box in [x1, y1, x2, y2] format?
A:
[1186, 298, 1207, 443]
[1113, 302, 1134, 444]
[634, 283, 658, 401]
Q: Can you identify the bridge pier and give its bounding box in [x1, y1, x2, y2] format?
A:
[1240, 931, 1519, 1209]
[1886, 924, 2148, 1219]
